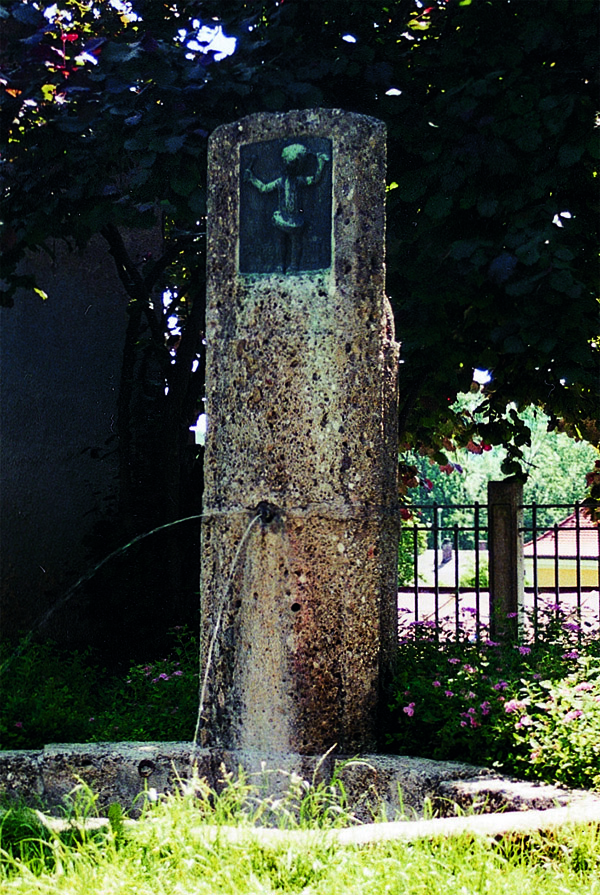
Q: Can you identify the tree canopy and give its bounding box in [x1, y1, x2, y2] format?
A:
[2, 0, 599, 476]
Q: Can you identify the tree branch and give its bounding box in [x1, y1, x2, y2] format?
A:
[100, 222, 164, 352]
[143, 234, 199, 293]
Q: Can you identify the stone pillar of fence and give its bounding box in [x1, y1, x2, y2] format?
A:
[488, 478, 524, 640]
[200, 109, 400, 755]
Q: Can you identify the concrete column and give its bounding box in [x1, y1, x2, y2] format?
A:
[488, 478, 524, 641]
[200, 109, 400, 754]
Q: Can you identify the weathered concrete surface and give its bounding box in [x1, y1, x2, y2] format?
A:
[0, 744, 593, 824]
[201, 109, 400, 755]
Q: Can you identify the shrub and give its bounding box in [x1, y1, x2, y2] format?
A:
[387, 600, 600, 789]
[398, 523, 428, 586]
[0, 640, 103, 749]
[0, 628, 199, 749]
[459, 559, 489, 590]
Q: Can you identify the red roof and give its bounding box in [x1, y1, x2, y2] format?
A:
[524, 511, 600, 559]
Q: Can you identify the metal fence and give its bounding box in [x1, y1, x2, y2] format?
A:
[398, 502, 600, 642]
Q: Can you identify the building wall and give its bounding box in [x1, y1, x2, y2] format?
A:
[0, 231, 160, 644]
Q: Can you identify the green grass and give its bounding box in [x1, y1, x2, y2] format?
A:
[2, 774, 600, 894]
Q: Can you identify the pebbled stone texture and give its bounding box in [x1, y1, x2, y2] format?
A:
[201, 109, 400, 755]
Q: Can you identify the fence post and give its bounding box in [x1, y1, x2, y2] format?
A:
[488, 478, 524, 641]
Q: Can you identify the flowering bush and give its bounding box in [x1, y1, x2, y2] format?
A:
[0, 627, 199, 748]
[505, 660, 600, 789]
[388, 602, 600, 790]
[0, 640, 100, 750]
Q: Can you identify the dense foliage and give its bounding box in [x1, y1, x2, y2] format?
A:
[1, 0, 598, 638]
[2, 0, 598, 451]
[402, 401, 599, 534]
[0, 627, 198, 749]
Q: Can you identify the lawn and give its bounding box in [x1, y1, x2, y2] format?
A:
[2, 771, 600, 894]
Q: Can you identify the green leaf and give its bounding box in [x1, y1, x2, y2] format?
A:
[515, 128, 543, 152]
[103, 42, 141, 63]
[188, 188, 206, 216]
[553, 247, 575, 262]
[503, 336, 526, 354]
[12, 5, 45, 26]
[558, 144, 584, 167]
[396, 177, 427, 203]
[549, 269, 575, 293]
[424, 195, 452, 220]
[515, 241, 540, 266]
[408, 18, 430, 32]
[477, 198, 498, 218]
[164, 135, 186, 154]
[449, 240, 480, 261]
[56, 118, 87, 134]
[170, 174, 194, 197]
[586, 135, 600, 160]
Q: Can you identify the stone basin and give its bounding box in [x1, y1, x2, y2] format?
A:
[1, 743, 596, 824]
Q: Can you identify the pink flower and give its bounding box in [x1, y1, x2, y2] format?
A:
[504, 699, 526, 714]
[432, 680, 441, 687]
[445, 690, 454, 698]
[448, 658, 460, 665]
[575, 682, 593, 692]
[562, 650, 579, 660]
[563, 709, 583, 723]
[173, 670, 183, 677]
[480, 701, 491, 716]
[463, 664, 475, 673]
[493, 681, 508, 691]
[515, 715, 533, 729]
[403, 702, 416, 717]
[517, 646, 531, 656]
[460, 720, 467, 727]
[14, 721, 23, 729]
